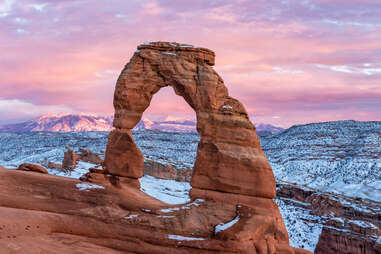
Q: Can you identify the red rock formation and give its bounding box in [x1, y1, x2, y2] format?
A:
[62, 146, 78, 170]
[315, 227, 381, 254]
[105, 41, 275, 199]
[0, 42, 312, 253]
[277, 181, 381, 254]
[102, 41, 308, 253]
[143, 160, 192, 182]
[17, 163, 48, 174]
[47, 161, 62, 169]
[78, 148, 103, 165]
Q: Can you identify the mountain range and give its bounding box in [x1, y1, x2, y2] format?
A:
[0, 113, 284, 134]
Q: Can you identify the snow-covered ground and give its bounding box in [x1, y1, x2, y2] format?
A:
[261, 120, 381, 202]
[1, 121, 380, 202]
[1, 120, 380, 250]
[275, 198, 322, 252]
[139, 175, 190, 204]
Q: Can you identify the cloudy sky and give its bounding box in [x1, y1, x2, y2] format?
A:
[1, 0, 380, 127]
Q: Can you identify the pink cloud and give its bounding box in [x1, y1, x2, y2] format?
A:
[0, 0, 380, 127]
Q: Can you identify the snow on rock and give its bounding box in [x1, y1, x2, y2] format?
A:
[262, 120, 381, 202]
[215, 216, 240, 233]
[159, 199, 204, 213]
[167, 234, 205, 241]
[162, 52, 176, 56]
[49, 161, 96, 179]
[124, 214, 139, 220]
[76, 182, 104, 191]
[221, 105, 233, 110]
[139, 175, 190, 205]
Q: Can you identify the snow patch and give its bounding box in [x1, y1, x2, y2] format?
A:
[222, 105, 233, 110]
[162, 51, 176, 56]
[160, 199, 204, 213]
[215, 216, 240, 233]
[168, 234, 205, 241]
[124, 214, 138, 220]
[76, 182, 104, 191]
[139, 175, 190, 205]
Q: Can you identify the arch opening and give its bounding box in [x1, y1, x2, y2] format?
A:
[133, 86, 200, 204]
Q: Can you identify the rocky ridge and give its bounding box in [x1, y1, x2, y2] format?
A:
[0, 113, 283, 134]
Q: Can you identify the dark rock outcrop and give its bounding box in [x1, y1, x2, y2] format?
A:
[17, 163, 48, 174]
[47, 161, 62, 169]
[143, 160, 192, 182]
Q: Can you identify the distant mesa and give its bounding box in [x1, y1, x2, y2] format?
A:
[0, 113, 284, 134]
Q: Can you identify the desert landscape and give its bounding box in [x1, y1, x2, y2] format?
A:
[1, 1, 380, 253]
[0, 42, 380, 253]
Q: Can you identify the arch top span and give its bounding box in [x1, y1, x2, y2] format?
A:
[105, 41, 276, 199]
[137, 41, 215, 66]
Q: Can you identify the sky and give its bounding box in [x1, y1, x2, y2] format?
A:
[0, 0, 380, 127]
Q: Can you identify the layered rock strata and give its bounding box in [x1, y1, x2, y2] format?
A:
[102, 42, 309, 253]
[105, 41, 275, 198]
[277, 181, 381, 253]
[143, 160, 192, 182]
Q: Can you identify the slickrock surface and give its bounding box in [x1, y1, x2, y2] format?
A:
[0, 42, 311, 253]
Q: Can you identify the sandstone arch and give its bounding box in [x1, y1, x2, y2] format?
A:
[105, 41, 276, 199]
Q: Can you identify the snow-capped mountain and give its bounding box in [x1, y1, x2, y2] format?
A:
[133, 117, 196, 132]
[0, 113, 114, 132]
[255, 123, 284, 135]
[0, 113, 284, 134]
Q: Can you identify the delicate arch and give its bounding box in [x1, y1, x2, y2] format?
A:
[105, 42, 276, 199]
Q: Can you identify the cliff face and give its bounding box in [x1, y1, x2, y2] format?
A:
[276, 182, 381, 254]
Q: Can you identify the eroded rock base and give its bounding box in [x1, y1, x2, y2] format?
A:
[0, 168, 310, 254]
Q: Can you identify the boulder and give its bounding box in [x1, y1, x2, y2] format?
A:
[17, 163, 48, 174]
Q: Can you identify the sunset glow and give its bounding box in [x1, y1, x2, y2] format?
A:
[1, 0, 380, 127]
